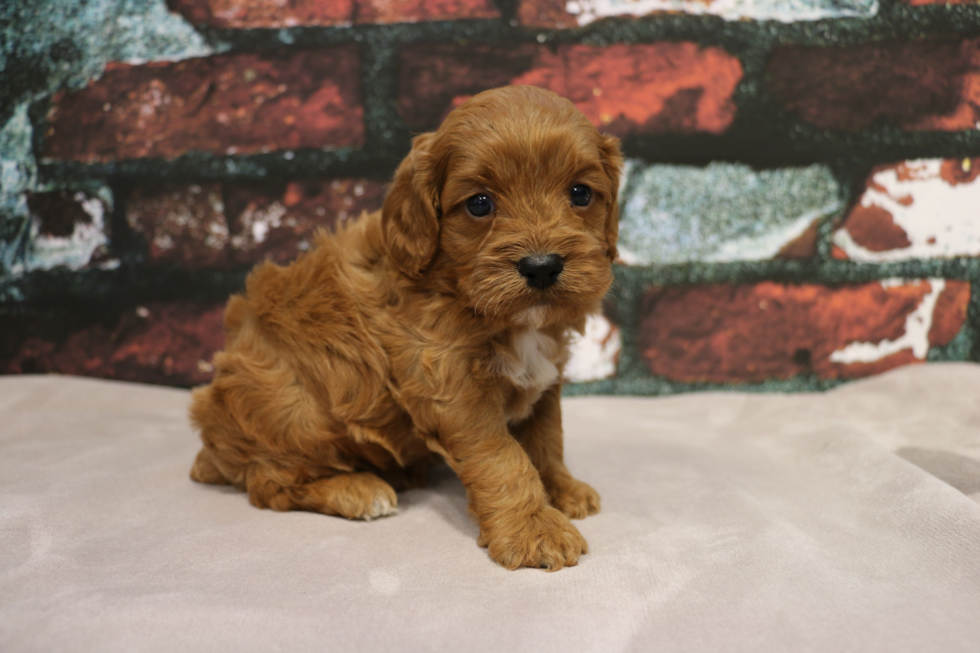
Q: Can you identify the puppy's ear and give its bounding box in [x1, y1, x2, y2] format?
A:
[382, 132, 441, 278]
[599, 134, 624, 261]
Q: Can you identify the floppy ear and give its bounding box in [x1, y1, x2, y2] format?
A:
[382, 132, 441, 279]
[599, 134, 623, 261]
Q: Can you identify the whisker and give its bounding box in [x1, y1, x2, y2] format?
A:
[493, 294, 507, 319]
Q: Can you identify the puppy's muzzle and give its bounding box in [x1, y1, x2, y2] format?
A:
[518, 254, 563, 290]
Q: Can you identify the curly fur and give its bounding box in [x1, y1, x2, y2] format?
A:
[189, 85, 623, 570]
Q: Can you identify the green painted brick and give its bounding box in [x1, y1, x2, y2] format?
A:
[0, 106, 36, 273]
[616, 161, 844, 266]
[1, 0, 212, 92]
[1, 0, 214, 276]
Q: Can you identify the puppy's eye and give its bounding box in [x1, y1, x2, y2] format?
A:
[466, 194, 494, 218]
[570, 184, 592, 207]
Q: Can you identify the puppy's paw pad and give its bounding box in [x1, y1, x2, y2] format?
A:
[550, 478, 600, 520]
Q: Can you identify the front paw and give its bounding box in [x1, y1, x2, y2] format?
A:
[548, 477, 601, 519]
[481, 506, 588, 571]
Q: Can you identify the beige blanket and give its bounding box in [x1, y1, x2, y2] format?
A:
[3, 364, 980, 652]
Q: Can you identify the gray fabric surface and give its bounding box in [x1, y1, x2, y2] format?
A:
[2, 364, 980, 652]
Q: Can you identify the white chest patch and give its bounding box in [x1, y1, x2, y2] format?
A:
[497, 329, 561, 391]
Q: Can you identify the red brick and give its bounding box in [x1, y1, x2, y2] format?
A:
[834, 158, 980, 261]
[226, 178, 385, 263]
[517, 0, 577, 27]
[124, 178, 385, 267]
[2, 302, 225, 388]
[930, 280, 970, 346]
[356, 0, 498, 24]
[167, 0, 354, 28]
[43, 48, 364, 163]
[638, 280, 968, 383]
[399, 43, 742, 136]
[767, 40, 980, 132]
[398, 44, 540, 130]
[836, 204, 912, 254]
[940, 157, 980, 186]
[126, 184, 231, 268]
[167, 0, 497, 28]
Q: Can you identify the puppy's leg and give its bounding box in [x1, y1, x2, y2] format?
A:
[511, 385, 600, 519]
[246, 463, 398, 521]
[190, 447, 229, 485]
[434, 408, 587, 571]
[294, 473, 399, 521]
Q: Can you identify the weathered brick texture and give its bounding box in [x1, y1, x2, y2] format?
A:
[28, 191, 101, 239]
[638, 280, 970, 383]
[565, 313, 621, 382]
[43, 48, 364, 162]
[777, 222, 821, 259]
[225, 179, 385, 263]
[125, 179, 384, 267]
[167, 0, 354, 28]
[2, 302, 225, 387]
[903, 0, 979, 5]
[767, 40, 980, 132]
[517, 0, 877, 27]
[617, 162, 839, 265]
[167, 0, 499, 28]
[834, 158, 980, 261]
[6, 0, 980, 392]
[399, 43, 742, 136]
[518, 0, 579, 27]
[24, 190, 112, 272]
[126, 184, 230, 268]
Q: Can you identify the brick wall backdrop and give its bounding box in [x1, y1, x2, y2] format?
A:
[2, 0, 979, 394]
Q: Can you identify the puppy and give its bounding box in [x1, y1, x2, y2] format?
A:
[189, 85, 623, 570]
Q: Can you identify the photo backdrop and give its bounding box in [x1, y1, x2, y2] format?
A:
[2, 0, 979, 394]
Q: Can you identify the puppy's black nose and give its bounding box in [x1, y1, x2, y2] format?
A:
[518, 254, 563, 290]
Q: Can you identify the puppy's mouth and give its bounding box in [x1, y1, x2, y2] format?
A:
[463, 240, 612, 326]
[466, 264, 603, 328]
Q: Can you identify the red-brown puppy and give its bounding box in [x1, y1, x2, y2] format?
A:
[189, 85, 623, 570]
